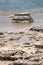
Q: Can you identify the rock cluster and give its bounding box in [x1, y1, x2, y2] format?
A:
[0, 26, 43, 65]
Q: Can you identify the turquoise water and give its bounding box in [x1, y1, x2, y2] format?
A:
[0, 0, 43, 11]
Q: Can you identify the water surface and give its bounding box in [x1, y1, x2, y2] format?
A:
[0, 0, 43, 11]
[0, 9, 43, 32]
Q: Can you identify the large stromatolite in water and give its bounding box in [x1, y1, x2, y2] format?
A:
[12, 13, 33, 23]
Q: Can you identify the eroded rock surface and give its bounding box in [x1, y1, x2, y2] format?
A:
[0, 26, 43, 65]
[12, 13, 33, 23]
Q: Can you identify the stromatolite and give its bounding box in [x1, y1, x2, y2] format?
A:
[12, 13, 33, 23]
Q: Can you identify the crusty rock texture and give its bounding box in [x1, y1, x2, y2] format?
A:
[0, 26, 43, 65]
[12, 13, 33, 23]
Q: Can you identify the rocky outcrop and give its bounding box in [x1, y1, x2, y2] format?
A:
[0, 26, 43, 65]
[12, 13, 33, 23]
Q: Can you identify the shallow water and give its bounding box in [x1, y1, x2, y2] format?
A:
[0, 9, 43, 50]
[0, 9, 43, 32]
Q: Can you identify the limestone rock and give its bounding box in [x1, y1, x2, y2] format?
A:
[12, 13, 33, 23]
[30, 26, 43, 32]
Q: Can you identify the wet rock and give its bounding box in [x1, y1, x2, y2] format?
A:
[30, 26, 43, 32]
[12, 13, 33, 23]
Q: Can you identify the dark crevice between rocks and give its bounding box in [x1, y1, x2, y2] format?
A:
[24, 56, 32, 60]
[18, 32, 25, 34]
[35, 45, 43, 49]
[0, 52, 27, 61]
[9, 38, 15, 41]
[0, 56, 18, 61]
[0, 55, 34, 61]
[23, 43, 30, 45]
[30, 28, 43, 32]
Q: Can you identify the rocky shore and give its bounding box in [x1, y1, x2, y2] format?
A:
[0, 26, 43, 65]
